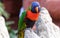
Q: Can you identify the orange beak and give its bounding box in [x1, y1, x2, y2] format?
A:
[35, 7, 38, 13]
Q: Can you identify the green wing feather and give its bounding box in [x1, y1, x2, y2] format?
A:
[18, 7, 31, 38]
[18, 11, 26, 31]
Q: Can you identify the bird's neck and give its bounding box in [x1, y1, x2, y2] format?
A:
[26, 10, 39, 21]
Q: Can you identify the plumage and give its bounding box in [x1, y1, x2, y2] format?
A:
[18, 2, 40, 38]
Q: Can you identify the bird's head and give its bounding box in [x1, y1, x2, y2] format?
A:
[31, 2, 40, 13]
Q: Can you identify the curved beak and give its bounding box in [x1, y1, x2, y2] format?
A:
[35, 7, 38, 13]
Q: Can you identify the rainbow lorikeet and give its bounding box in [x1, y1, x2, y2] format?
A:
[18, 2, 40, 38]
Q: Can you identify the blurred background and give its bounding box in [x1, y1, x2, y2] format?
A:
[0, 0, 21, 38]
[0, 0, 60, 38]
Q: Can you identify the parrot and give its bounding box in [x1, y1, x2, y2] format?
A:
[18, 2, 40, 38]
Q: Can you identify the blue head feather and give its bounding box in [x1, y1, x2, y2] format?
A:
[31, 2, 40, 13]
